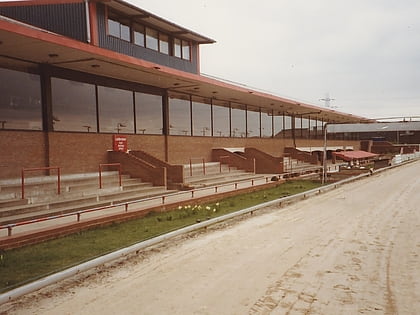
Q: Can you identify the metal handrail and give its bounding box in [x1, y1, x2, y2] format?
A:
[21, 167, 61, 199]
[99, 163, 121, 189]
[188, 157, 206, 176]
[1, 176, 273, 237]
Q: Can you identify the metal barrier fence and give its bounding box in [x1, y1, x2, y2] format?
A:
[0, 176, 273, 237]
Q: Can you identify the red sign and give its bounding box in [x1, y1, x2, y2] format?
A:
[113, 135, 128, 152]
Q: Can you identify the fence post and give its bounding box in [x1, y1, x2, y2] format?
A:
[21, 169, 25, 199]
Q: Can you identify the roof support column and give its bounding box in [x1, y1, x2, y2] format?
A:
[162, 91, 169, 162]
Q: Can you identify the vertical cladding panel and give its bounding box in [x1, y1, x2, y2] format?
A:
[96, 4, 198, 74]
[0, 3, 87, 42]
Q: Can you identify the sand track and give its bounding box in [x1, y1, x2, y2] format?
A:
[2, 161, 419, 314]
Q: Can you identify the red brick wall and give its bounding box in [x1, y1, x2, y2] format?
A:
[0, 130, 361, 179]
[0, 131, 47, 179]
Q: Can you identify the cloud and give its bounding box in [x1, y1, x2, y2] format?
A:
[132, 0, 420, 118]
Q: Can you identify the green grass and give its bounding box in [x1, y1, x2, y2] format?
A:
[0, 180, 321, 292]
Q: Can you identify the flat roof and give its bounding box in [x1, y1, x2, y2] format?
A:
[0, 0, 216, 44]
[0, 14, 372, 124]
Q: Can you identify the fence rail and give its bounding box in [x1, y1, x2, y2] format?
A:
[99, 163, 121, 189]
[21, 167, 61, 199]
[1, 176, 275, 237]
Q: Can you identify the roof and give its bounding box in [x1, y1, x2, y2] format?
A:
[333, 151, 379, 161]
[0, 8, 372, 124]
[328, 121, 420, 133]
[0, 0, 216, 44]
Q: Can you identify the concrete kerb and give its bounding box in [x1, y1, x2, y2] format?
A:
[0, 159, 417, 305]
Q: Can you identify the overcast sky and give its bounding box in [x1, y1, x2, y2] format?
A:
[129, 0, 420, 119]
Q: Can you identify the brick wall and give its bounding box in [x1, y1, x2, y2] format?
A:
[0, 130, 361, 179]
[0, 131, 47, 179]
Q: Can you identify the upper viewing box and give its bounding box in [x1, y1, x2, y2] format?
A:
[0, 0, 215, 74]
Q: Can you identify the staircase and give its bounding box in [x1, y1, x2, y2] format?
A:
[283, 157, 322, 175]
[0, 172, 176, 225]
[183, 162, 266, 189]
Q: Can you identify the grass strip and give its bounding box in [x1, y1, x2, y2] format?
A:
[0, 180, 320, 292]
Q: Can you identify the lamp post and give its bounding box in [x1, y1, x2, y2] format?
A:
[322, 123, 328, 184]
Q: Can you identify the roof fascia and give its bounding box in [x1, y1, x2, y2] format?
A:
[0, 0, 87, 7]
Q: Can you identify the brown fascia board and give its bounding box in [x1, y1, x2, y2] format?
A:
[0, 0, 90, 7]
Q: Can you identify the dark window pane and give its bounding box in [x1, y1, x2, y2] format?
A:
[98, 86, 134, 133]
[120, 23, 130, 41]
[135, 92, 162, 135]
[212, 101, 229, 137]
[231, 103, 246, 137]
[169, 95, 191, 135]
[247, 106, 260, 137]
[174, 38, 181, 58]
[146, 28, 158, 50]
[182, 40, 190, 60]
[108, 19, 120, 37]
[0, 68, 42, 130]
[159, 33, 169, 54]
[51, 78, 97, 132]
[192, 97, 211, 136]
[261, 110, 272, 138]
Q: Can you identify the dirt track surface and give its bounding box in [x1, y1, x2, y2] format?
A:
[2, 161, 420, 315]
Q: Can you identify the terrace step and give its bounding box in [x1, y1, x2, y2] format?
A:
[0, 186, 176, 225]
[0, 171, 175, 225]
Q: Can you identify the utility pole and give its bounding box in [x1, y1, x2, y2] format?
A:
[319, 93, 336, 108]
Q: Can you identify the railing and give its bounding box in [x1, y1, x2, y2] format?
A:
[188, 158, 206, 176]
[1, 176, 276, 237]
[21, 167, 61, 199]
[99, 163, 121, 189]
[218, 156, 231, 173]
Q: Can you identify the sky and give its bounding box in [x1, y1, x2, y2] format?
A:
[129, 0, 420, 119]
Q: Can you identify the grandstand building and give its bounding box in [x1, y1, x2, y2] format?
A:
[0, 0, 372, 182]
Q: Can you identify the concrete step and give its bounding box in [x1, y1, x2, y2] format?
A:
[0, 172, 128, 198]
[187, 173, 265, 188]
[0, 187, 177, 225]
[184, 169, 244, 182]
[0, 198, 29, 208]
[183, 162, 233, 176]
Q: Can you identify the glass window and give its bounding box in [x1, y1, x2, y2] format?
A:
[51, 78, 97, 132]
[98, 86, 134, 133]
[108, 19, 120, 38]
[146, 28, 158, 51]
[134, 25, 145, 46]
[120, 23, 130, 41]
[273, 114, 283, 137]
[247, 106, 260, 137]
[212, 101, 230, 137]
[159, 33, 169, 55]
[192, 96, 211, 136]
[108, 18, 130, 41]
[135, 92, 162, 135]
[174, 38, 182, 58]
[231, 103, 246, 138]
[301, 117, 310, 139]
[169, 94, 191, 135]
[284, 115, 292, 138]
[0, 68, 42, 130]
[182, 40, 190, 60]
[261, 110, 272, 138]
